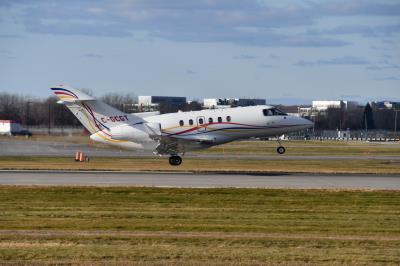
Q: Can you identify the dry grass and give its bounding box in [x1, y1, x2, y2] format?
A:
[201, 140, 400, 156]
[0, 156, 399, 174]
[0, 186, 399, 264]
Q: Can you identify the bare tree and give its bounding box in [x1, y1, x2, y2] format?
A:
[101, 92, 136, 111]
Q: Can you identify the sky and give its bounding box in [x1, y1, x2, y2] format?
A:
[0, 0, 399, 104]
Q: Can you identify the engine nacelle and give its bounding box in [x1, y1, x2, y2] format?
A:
[109, 124, 154, 143]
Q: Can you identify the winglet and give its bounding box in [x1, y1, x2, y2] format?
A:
[50, 85, 95, 102]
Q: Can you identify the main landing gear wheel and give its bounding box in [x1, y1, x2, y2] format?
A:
[277, 146, 286, 154]
[169, 155, 182, 166]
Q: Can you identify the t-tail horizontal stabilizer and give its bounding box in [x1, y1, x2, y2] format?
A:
[51, 85, 95, 102]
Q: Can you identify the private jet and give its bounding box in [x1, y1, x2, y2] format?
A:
[51, 85, 313, 166]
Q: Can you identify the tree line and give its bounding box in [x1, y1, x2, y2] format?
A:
[313, 103, 398, 131]
[0, 92, 201, 127]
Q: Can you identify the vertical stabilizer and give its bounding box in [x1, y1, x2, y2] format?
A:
[51, 85, 141, 135]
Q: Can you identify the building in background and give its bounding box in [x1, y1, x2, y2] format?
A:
[371, 101, 400, 109]
[312, 100, 358, 111]
[203, 98, 266, 109]
[299, 100, 359, 118]
[134, 96, 187, 113]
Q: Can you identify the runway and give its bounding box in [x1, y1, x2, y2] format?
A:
[1, 139, 399, 160]
[0, 171, 399, 190]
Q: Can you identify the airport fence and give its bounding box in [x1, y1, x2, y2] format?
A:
[289, 130, 400, 142]
[28, 126, 85, 136]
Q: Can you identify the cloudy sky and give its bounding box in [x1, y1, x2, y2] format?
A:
[0, 0, 399, 104]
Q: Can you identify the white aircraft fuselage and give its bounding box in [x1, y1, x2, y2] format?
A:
[52, 86, 313, 165]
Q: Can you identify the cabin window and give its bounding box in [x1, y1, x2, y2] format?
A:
[226, 116, 231, 122]
[208, 117, 213, 123]
[189, 119, 193, 125]
[218, 117, 222, 123]
[179, 120, 184, 126]
[199, 118, 204, 124]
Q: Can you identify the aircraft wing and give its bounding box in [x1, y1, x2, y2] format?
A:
[155, 135, 216, 155]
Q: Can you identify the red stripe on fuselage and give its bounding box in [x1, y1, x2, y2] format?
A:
[168, 122, 265, 136]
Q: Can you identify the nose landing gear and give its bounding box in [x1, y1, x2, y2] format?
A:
[169, 155, 182, 166]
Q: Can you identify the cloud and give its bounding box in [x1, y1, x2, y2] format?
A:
[381, 54, 393, 59]
[366, 66, 383, 71]
[185, 69, 196, 75]
[0, 49, 15, 59]
[366, 63, 400, 71]
[25, 21, 133, 38]
[233, 55, 257, 60]
[2, 0, 399, 47]
[0, 0, 353, 47]
[295, 56, 370, 66]
[0, 34, 21, 38]
[319, 56, 370, 65]
[82, 53, 103, 59]
[259, 64, 273, 68]
[374, 76, 400, 81]
[267, 54, 280, 59]
[308, 24, 400, 37]
[311, 0, 400, 16]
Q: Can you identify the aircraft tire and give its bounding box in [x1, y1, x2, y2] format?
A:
[277, 146, 286, 154]
[169, 155, 182, 166]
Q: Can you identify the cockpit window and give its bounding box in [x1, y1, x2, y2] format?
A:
[263, 109, 273, 116]
[263, 108, 287, 116]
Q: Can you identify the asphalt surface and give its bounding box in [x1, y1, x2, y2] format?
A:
[0, 171, 399, 190]
[1, 139, 400, 160]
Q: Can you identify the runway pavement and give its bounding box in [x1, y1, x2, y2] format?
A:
[0, 170, 399, 190]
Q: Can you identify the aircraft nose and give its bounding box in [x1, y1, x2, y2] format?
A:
[302, 117, 314, 128]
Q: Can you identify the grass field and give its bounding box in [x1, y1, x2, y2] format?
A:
[0, 186, 399, 264]
[202, 139, 400, 156]
[0, 156, 400, 174]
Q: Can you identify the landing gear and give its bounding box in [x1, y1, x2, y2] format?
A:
[169, 155, 182, 166]
[277, 146, 286, 154]
[276, 138, 286, 154]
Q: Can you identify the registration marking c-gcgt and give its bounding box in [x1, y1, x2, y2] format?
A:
[101, 115, 129, 123]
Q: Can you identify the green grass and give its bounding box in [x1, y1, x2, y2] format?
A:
[0, 186, 399, 264]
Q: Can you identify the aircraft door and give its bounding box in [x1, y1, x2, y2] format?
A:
[196, 116, 207, 132]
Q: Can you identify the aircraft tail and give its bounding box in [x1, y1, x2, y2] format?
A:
[51, 85, 136, 134]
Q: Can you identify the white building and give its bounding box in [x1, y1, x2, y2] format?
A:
[203, 98, 266, 109]
[312, 100, 358, 111]
[312, 100, 344, 111]
[203, 98, 230, 109]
